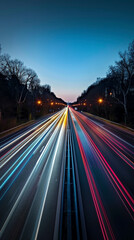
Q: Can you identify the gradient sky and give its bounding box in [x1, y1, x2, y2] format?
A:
[0, 0, 134, 102]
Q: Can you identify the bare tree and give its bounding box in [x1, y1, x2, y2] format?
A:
[0, 54, 40, 120]
[107, 41, 134, 124]
[0, 54, 40, 103]
[43, 84, 51, 93]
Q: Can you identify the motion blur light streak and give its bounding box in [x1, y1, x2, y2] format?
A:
[33, 108, 68, 240]
[69, 110, 115, 240]
[1, 112, 63, 175]
[0, 110, 65, 195]
[1, 109, 67, 236]
[0, 107, 134, 239]
[0, 110, 63, 154]
[75, 112, 134, 168]
[70, 109, 134, 211]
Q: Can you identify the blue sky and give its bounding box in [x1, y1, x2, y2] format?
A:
[0, 0, 134, 102]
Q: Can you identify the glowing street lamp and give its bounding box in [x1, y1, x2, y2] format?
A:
[37, 100, 42, 105]
[98, 98, 103, 103]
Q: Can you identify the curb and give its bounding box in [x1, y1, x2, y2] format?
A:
[0, 120, 35, 135]
[0, 120, 35, 139]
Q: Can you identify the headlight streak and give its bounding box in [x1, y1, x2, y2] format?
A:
[33, 108, 68, 240]
[0, 110, 64, 164]
[0, 117, 50, 151]
[0, 110, 64, 152]
[70, 110, 115, 240]
[0, 111, 64, 167]
[1, 108, 68, 237]
[1, 111, 63, 166]
[0, 111, 65, 197]
[71, 110, 134, 216]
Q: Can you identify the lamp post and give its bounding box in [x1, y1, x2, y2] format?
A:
[97, 98, 103, 116]
[36, 100, 42, 117]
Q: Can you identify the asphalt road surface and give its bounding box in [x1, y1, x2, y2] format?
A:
[0, 107, 134, 240]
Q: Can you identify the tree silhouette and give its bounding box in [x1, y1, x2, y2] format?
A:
[107, 41, 134, 124]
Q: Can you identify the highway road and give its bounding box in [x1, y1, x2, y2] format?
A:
[0, 107, 134, 240]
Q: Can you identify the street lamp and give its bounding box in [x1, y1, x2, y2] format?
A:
[98, 98, 103, 103]
[37, 100, 42, 105]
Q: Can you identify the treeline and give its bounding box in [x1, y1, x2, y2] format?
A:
[72, 40, 134, 127]
[0, 49, 66, 131]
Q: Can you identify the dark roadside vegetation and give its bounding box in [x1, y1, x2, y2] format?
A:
[0, 46, 66, 132]
[71, 40, 134, 129]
